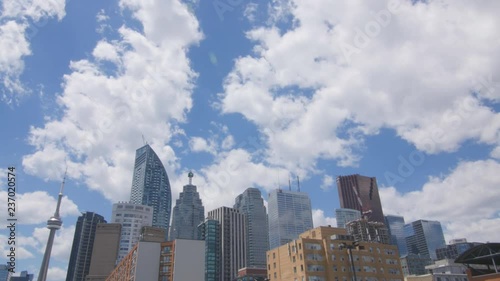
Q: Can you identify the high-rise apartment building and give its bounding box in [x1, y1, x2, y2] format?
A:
[268, 189, 313, 250]
[111, 202, 153, 262]
[129, 144, 172, 240]
[266, 226, 403, 281]
[234, 187, 269, 269]
[85, 223, 122, 281]
[335, 208, 362, 228]
[405, 220, 446, 260]
[336, 174, 385, 223]
[385, 215, 408, 256]
[170, 172, 205, 240]
[207, 207, 246, 281]
[66, 212, 106, 281]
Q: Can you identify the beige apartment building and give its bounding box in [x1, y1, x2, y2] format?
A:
[267, 226, 404, 281]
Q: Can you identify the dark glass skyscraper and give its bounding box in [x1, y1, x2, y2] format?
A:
[234, 187, 268, 269]
[405, 219, 446, 260]
[336, 174, 385, 224]
[198, 219, 221, 281]
[385, 214, 408, 256]
[268, 189, 313, 250]
[170, 172, 205, 240]
[66, 212, 106, 281]
[129, 144, 172, 240]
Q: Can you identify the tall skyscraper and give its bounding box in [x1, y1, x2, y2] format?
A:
[207, 207, 246, 281]
[198, 219, 221, 281]
[111, 202, 153, 262]
[385, 214, 408, 256]
[66, 212, 106, 281]
[268, 189, 314, 250]
[234, 187, 269, 269]
[170, 172, 205, 240]
[405, 219, 446, 260]
[336, 174, 385, 223]
[335, 208, 361, 228]
[129, 144, 172, 240]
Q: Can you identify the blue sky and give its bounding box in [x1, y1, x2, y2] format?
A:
[1, 0, 500, 279]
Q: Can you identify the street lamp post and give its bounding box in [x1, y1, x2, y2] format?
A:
[340, 242, 360, 281]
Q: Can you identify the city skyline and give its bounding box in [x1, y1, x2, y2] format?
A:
[1, 0, 499, 280]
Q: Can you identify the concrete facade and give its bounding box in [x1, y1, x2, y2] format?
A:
[86, 223, 121, 281]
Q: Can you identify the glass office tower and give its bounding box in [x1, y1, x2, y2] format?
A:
[268, 189, 313, 250]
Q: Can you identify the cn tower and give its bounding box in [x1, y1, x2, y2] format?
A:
[37, 171, 66, 281]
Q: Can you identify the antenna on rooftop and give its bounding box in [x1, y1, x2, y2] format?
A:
[142, 134, 146, 145]
[297, 175, 300, 192]
[288, 174, 291, 191]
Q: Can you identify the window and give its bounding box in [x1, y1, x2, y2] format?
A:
[293, 256, 296, 262]
[294, 267, 297, 273]
[273, 253, 276, 259]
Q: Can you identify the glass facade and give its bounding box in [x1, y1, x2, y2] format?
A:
[234, 187, 269, 269]
[336, 175, 385, 224]
[335, 208, 361, 228]
[129, 144, 172, 240]
[404, 220, 446, 260]
[198, 219, 221, 281]
[170, 173, 204, 240]
[268, 189, 313, 250]
[385, 215, 408, 256]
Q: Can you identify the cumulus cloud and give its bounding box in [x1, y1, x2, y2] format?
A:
[312, 209, 337, 228]
[0, 191, 80, 224]
[219, 0, 500, 172]
[47, 266, 67, 281]
[169, 148, 287, 213]
[189, 136, 218, 155]
[22, 0, 202, 202]
[380, 159, 500, 242]
[320, 175, 334, 191]
[0, 0, 66, 98]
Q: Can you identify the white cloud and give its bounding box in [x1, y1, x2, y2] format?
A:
[0, 0, 66, 98]
[189, 136, 217, 155]
[312, 209, 337, 228]
[32, 225, 75, 261]
[219, 0, 500, 172]
[380, 159, 500, 242]
[244, 3, 258, 22]
[47, 266, 67, 281]
[0, 191, 80, 224]
[22, 0, 202, 202]
[320, 175, 334, 191]
[221, 135, 235, 150]
[171, 148, 287, 213]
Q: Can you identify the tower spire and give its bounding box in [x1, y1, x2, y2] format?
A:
[188, 171, 194, 185]
[37, 168, 67, 281]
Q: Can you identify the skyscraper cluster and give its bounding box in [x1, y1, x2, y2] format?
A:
[58, 145, 485, 281]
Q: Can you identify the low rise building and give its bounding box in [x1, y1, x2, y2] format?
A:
[266, 226, 403, 281]
[106, 239, 205, 281]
